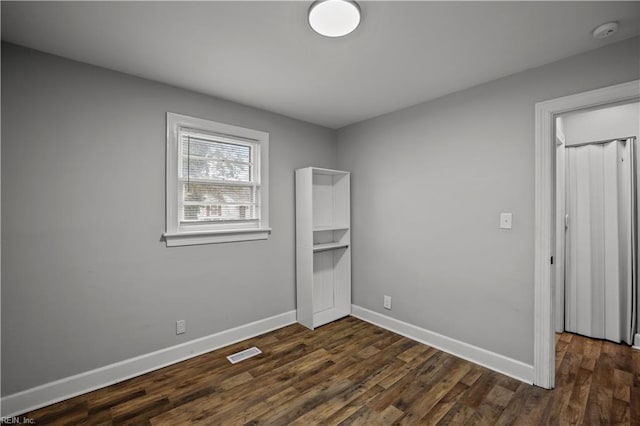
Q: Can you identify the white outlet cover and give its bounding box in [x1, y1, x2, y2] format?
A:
[500, 212, 513, 229]
[176, 320, 186, 334]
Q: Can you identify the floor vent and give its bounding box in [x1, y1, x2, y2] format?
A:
[227, 346, 262, 364]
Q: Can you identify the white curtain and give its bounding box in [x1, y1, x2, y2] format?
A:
[565, 138, 636, 345]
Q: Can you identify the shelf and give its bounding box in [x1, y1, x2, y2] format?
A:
[313, 242, 349, 252]
[310, 167, 350, 177]
[296, 166, 351, 330]
[313, 225, 350, 232]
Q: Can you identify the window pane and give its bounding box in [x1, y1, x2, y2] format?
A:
[182, 158, 251, 182]
[182, 204, 256, 222]
[181, 182, 257, 222]
[182, 135, 251, 161]
[183, 182, 254, 203]
[180, 133, 252, 182]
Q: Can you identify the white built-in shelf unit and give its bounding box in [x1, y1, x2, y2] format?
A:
[295, 167, 351, 329]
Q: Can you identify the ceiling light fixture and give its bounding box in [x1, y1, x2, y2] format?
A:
[308, 0, 361, 38]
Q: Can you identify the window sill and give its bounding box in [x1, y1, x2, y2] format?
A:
[163, 228, 271, 247]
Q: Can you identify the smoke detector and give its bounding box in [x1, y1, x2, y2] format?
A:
[592, 22, 618, 39]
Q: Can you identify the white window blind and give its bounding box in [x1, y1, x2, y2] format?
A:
[179, 129, 259, 224]
[164, 113, 270, 246]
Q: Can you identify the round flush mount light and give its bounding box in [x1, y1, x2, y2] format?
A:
[592, 21, 618, 39]
[308, 0, 361, 38]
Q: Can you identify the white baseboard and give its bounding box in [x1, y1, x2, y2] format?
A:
[351, 305, 534, 384]
[1, 310, 296, 418]
[633, 333, 640, 351]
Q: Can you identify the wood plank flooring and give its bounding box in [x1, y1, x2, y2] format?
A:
[20, 317, 640, 425]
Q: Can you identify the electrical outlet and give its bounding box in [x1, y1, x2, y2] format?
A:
[500, 212, 513, 229]
[383, 295, 392, 310]
[176, 320, 186, 335]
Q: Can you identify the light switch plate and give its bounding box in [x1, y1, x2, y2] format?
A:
[500, 213, 513, 229]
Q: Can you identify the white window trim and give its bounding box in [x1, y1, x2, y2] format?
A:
[164, 112, 270, 247]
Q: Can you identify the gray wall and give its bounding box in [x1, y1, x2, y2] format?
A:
[336, 37, 640, 364]
[1, 43, 336, 395]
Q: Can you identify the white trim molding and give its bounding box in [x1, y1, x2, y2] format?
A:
[164, 227, 272, 247]
[634, 333, 640, 350]
[1, 311, 296, 418]
[534, 80, 640, 389]
[351, 305, 534, 384]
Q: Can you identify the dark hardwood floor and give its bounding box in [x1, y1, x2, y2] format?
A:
[20, 317, 640, 425]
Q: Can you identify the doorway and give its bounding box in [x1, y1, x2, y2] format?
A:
[533, 80, 640, 389]
[554, 103, 637, 347]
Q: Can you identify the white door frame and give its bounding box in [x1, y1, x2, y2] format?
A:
[533, 79, 640, 389]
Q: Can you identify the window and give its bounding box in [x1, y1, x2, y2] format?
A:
[164, 113, 270, 246]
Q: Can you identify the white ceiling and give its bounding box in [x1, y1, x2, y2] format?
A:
[2, 1, 639, 129]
